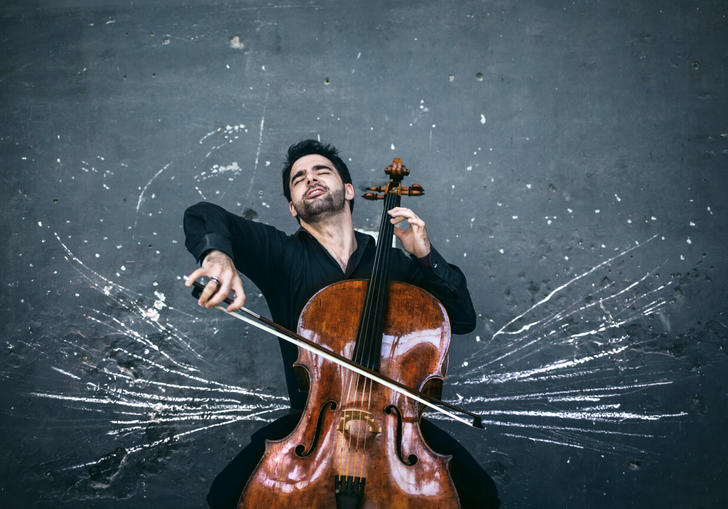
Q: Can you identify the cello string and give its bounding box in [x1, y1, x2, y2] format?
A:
[343, 189, 395, 479]
[341, 185, 388, 478]
[345, 188, 389, 479]
[357, 189, 398, 479]
[357, 190, 393, 475]
[339, 368, 351, 476]
[359, 216, 391, 478]
[362, 190, 395, 370]
[355, 375, 373, 479]
[342, 369, 359, 478]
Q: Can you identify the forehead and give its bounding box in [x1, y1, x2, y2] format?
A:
[291, 154, 335, 174]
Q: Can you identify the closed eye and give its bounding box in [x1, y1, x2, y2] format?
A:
[290, 164, 334, 186]
[291, 170, 306, 186]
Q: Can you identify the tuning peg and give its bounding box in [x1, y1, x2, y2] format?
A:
[400, 184, 424, 196]
[362, 192, 385, 200]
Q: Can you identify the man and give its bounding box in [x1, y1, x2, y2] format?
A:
[184, 140, 499, 508]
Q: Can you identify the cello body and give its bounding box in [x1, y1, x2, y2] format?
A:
[237, 279, 459, 509]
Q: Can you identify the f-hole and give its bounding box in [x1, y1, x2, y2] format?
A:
[296, 400, 337, 457]
[384, 405, 418, 466]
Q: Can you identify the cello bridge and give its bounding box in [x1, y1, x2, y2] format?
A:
[337, 409, 381, 440]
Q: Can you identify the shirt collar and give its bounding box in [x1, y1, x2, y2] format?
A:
[295, 227, 376, 277]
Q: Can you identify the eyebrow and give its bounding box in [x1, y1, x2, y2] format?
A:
[290, 164, 333, 183]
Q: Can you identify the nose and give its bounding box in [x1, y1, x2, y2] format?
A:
[305, 171, 320, 186]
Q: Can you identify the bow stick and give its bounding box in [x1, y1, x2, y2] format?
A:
[188, 279, 484, 429]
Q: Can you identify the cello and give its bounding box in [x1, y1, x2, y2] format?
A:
[194, 159, 478, 508]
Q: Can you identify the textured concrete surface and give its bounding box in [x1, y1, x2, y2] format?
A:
[1, 1, 726, 507]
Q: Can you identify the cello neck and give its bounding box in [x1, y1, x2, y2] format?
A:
[353, 158, 418, 372]
[352, 189, 401, 371]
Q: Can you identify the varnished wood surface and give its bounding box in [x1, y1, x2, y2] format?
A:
[237, 280, 459, 509]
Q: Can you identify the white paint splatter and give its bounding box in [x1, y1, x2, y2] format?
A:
[229, 35, 244, 49]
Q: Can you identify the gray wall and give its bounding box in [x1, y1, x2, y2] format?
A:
[2, 0, 726, 507]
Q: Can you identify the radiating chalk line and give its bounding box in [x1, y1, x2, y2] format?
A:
[133, 161, 171, 231]
[438, 234, 690, 453]
[54, 232, 202, 359]
[39, 231, 289, 474]
[247, 88, 269, 201]
[492, 234, 658, 340]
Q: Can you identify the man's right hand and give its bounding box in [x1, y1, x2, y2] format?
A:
[184, 250, 246, 312]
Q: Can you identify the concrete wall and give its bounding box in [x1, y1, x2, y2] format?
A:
[1, 0, 726, 507]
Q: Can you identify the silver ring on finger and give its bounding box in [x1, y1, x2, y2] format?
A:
[209, 276, 221, 288]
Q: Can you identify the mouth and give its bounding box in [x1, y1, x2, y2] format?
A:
[305, 186, 327, 199]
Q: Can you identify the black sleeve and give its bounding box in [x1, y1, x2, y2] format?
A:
[409, 247, 477, 335]
[183, 201, 288, 296]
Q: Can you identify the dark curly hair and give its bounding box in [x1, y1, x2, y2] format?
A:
[281, 139, 354, 212]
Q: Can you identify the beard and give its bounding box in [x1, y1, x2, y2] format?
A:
[293, 186, 346, 223]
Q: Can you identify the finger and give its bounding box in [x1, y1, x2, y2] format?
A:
[206, 278, 232, 308]
[392, 226, 407, 240]
[227, 276, 246, 312]
[393, 209, 425, 227]
[388, 208, 421, 223]
[185, 267, 207, 287]
[410, 222, 428, 241]
[390, 214, 425, 229]
[388, 209, 410, 221]
[197, 278, 221, 307]
[388, 207, 415, 217]
[407, 216, 426, 229]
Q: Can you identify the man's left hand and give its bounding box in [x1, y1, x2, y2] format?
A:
[388, 207, 431, 259]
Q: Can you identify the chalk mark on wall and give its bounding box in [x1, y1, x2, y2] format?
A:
[444, 235, 689, 453]
[10, 124, 696, 496]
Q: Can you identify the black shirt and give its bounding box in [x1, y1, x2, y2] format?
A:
[184, 201, 476, 408]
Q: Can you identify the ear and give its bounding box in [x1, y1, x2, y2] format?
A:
[288, 201, 297, 218]
[344, 183, 355, 201]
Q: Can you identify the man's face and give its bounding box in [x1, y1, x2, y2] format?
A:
[288, 154, 353, 223]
